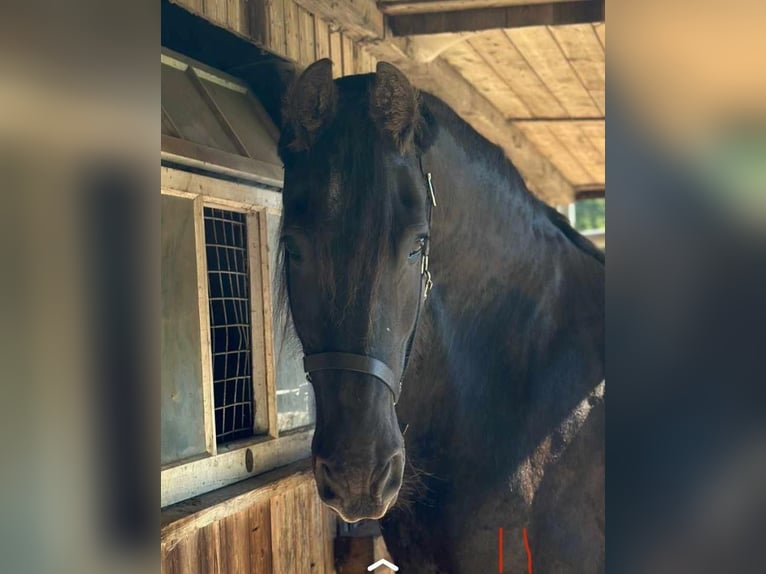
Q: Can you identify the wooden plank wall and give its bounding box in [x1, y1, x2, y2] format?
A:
[162, 465, 337, 574]
[172, 0, 378, 75]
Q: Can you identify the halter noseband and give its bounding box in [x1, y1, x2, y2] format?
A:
[302, 161, 437, 404]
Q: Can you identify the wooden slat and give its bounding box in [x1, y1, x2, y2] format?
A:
[270, 0, 288, 56]
[193, 196, 216, 456]
[292, 0, 384, 39]
[226, 0, 246, 35]
[351, 43, 362, 74]
[506, 26, 600, 117]
[250, 0, 286, 53]
[249, 0, 269, 45]
[161, 166, 282, 215]
[341, 34, 355, 76]
[388, 1, 605, 36]
[379, 0, 580, 15]
[514, 121, 592, 185]
[247, 212, 269, 435]
[284, 0, 301, 61]
[357, 47, 369, 73]
[271, 487, 312, 574]
[545, 121, 604, 183]
[204, 0, 228, 25]
[305, 483, 324, 572]
[323, 505, 336, 572]
[467, 30, 566, 118]
[315, 17, 331, 60]
[549, 23, 605, 114]
[270, 493, 291, 574]
[578, 120, 604, 156]
[162, 534, 183, 574]
[219, 510, 252, 574]
[162, 523, 222, 574]
[593, 21, 605, 49]
[329, 31, 343, 78]
[257, 210, 279, 437]
[177, 0, 205, 16]
[249, 500, 273, 574]
[196, 522, 222, 574]
[161, 430, 312, 508]
[440, 39, 531, 119]
[299, 7, 316, 65]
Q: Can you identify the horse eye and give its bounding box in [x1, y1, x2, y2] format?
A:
[408, 235, 427, 260]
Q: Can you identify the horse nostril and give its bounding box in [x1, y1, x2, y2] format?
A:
[316, 460, 339, 502]
[320, 482, 337, 501]
[371, 453, 403, 500]
[319, 460, 334, 481]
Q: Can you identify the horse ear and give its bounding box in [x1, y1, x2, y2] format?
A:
[283, 59, 336, 151]
[371, 61, 420, 153]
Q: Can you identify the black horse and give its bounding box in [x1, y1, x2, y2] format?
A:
[278, 59, 604, 573]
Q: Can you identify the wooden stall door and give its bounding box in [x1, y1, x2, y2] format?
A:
[162, 462, 336, 574]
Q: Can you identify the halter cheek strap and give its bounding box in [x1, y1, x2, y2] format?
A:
[302, 160, 436, 404]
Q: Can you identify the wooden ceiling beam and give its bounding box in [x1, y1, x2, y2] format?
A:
[388, 1, 604, 36]
[379, 1, 589, 16]
[574, 186, 605, 200]
[290, 0, 577, 203]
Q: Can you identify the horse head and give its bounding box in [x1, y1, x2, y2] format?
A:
[278, 59, 436, 522]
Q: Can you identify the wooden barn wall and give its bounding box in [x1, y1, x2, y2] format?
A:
[162, 463, 337, 574]
[172, 0, 378, 75]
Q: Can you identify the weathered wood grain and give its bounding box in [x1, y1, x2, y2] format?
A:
[219, 510, 252, 573]
[440, 37, 531, 119]
[161, 460, 314, 550]
[329, 31, 343, 77]
[299, 7, 316, 64]
[388, 1, 605, 35]
[380, 0, 584, 15]
[506, 26, 600, 117]
[315, 16, 331, 60]
[514, 120, 592, 185]
[549, 23, 605, 114]
[284, 0, 301, 61]
[341, 33, 355, 76]
[250, 500, 273, 574]
[468, 30, 566, 118]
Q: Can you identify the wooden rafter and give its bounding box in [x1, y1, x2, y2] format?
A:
[379, 1, 589, 16]
[388, 1, 605, 36]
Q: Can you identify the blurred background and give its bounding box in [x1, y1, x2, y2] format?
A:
[0, 0, 763, 572]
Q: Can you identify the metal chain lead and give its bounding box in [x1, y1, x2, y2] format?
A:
[423, 173, 436, 300]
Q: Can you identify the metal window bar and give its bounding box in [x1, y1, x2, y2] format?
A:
[203, 207, 256, 444]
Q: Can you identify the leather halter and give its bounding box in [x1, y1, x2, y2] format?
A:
[302, 160, 437, 404]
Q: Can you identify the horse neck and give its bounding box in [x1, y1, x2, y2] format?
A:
[419, 113, 604, 395]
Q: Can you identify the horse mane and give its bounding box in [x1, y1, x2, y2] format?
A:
[420, 92, 605, 266]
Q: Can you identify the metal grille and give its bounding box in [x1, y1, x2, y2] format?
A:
[204, 207, 255, 444]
